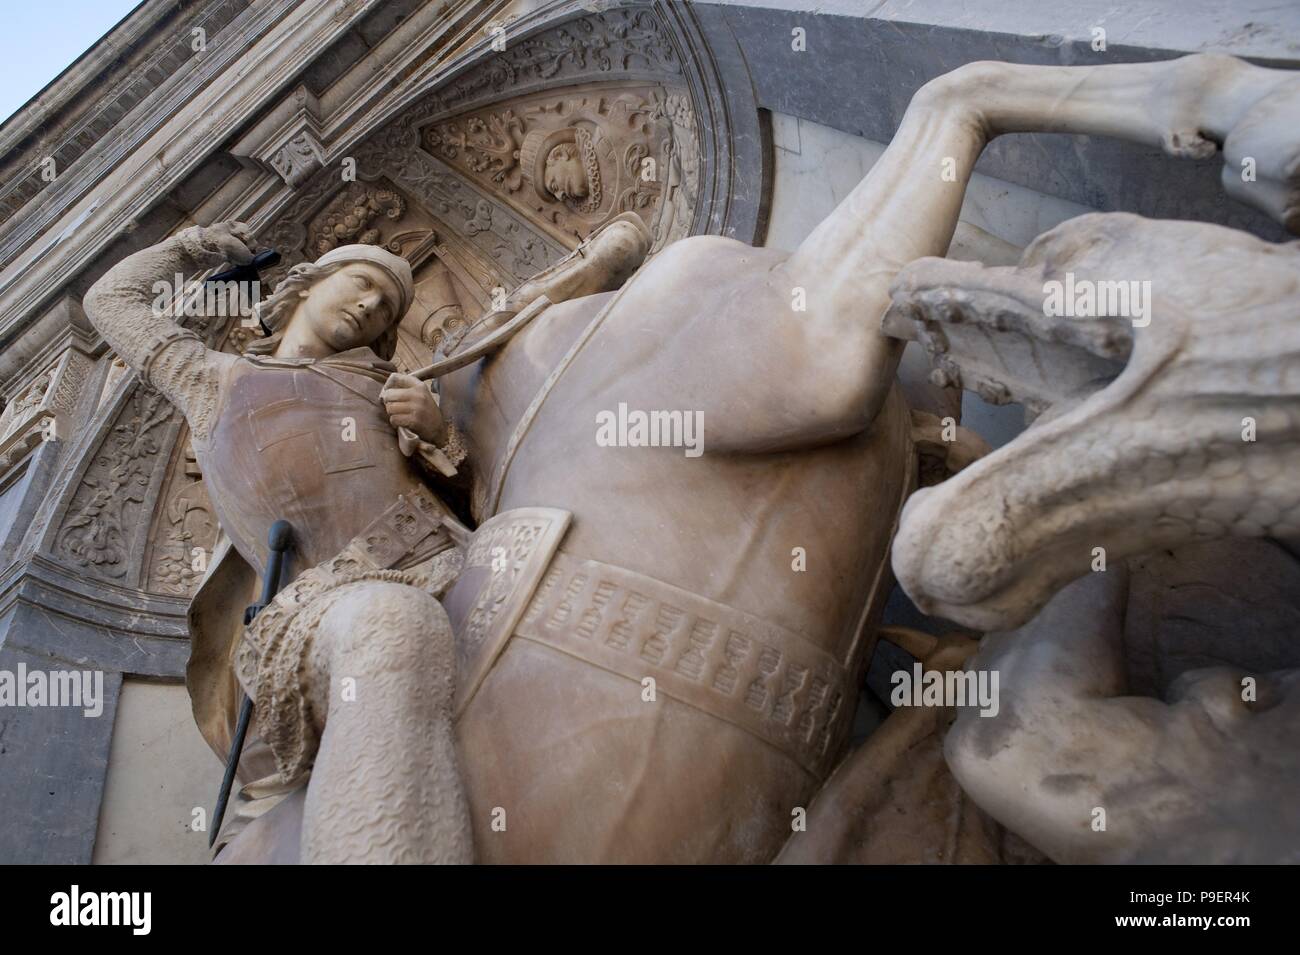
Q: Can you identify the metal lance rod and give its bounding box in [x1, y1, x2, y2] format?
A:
[205, 249, 281, 336]
[209, 519, 293, 850]
[206, 248, 281, 286]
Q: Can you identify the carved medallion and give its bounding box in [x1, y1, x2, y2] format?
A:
[419, 84, 699, 249]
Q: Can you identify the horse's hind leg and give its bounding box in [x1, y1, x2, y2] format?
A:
[779, 54, 1297, 423]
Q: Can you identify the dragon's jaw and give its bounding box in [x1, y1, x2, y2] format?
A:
[894, 365, 1300, 631]
[887, 215, 1300, 633]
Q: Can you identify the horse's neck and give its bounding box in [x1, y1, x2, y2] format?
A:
[444, 292, 615, 489]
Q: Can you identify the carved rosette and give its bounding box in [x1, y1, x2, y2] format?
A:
[309, 183, 408, 256]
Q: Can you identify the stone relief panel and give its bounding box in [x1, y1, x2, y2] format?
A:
[79, 302, 273, 597]
[258, 162, 559, 298]
[350, 141, 567, 287]
[0, 350, 94, 477]
[425, 8, 682, 119]
[246, 174, 493, 374]
[0, 375, 54, 440]
[419, 83, 699, 250]
[54, 383, 176, 582]
[253, 6, 710, 335]
[142, 431, 218, 598]
[268, 130, 325, 190]
[308, 181, 411, 256]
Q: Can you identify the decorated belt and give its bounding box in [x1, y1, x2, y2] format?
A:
[352, 488, 457, 571]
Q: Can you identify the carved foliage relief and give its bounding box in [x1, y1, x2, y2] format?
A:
[257, 7, 703, 312]
[55, 383, 175, 581]
[143, 431, 218, 597]
[428, 8, 683, 118]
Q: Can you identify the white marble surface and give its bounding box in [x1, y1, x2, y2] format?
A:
[764, 111, 1084, 447]
[766, 110, 1095, 253]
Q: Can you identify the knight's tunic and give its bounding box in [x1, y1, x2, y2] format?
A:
[193, 348, 462, 785]
[197, 349, 453, 574]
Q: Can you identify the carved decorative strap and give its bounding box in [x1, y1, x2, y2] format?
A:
[483, 282, 634, 516]
[451, 517, 853, 779]
[445, 507, 574, 715]
[514, 554, 852, 779]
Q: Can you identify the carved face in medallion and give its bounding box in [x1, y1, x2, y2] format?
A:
[543, 143, 590, 202]
[294, 262, 404, 353]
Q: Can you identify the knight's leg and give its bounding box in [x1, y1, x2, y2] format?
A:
[780, 54, 1293, 421]
[301, 582, 472, 864]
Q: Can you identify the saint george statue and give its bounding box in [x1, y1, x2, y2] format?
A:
[84, 226, 475, 863]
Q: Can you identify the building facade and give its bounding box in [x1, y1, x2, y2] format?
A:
[0, 0, 1295, 864]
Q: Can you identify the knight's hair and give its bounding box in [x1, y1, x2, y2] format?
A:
[247, 259, 400, 361]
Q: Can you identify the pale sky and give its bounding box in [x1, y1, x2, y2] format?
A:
[0, 0, 143, 126]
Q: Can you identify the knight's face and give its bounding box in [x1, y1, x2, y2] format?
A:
[544, 146, 589, 202]
[296, 263, 402, 353]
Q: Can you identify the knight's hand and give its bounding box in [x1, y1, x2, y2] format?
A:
[174, 221, 256, 268]
[382, 373, 447, 444]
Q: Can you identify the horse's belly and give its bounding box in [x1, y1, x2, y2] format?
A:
[457, 637, 815, 863]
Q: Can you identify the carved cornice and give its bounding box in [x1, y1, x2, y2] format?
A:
[0, 0, 272, 266]
[0, 554, 192, 672]
[0, 0, 380, 357]
[228, 84, 327, 189]
[0, 295, 100, 404]
[0, 0, 250, 231]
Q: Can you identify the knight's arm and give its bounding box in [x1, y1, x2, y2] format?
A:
[83, 224, 247, 441]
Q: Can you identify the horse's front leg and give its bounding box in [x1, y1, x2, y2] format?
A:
[773, 54, 1298, 432]
[631, 55, 1294, 456]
